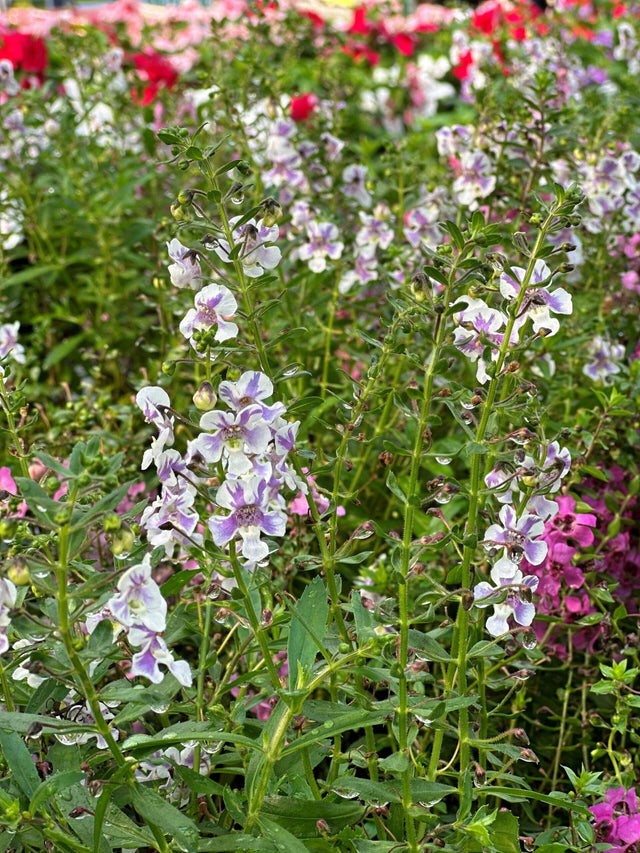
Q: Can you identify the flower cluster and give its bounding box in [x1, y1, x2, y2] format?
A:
[474, 440, 575, 638]
[590, 786, 640, 853]
[187, 370, 302, 567]
[88, 553, 192, 687]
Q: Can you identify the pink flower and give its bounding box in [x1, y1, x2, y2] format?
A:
[0, 467, 17, 496]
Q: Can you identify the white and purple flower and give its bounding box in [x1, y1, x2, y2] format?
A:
[167, 239, 202, 290]
[179, 283, 239, 349]
[474, 565, 539, 637]
[188, 405, 271, 476]
[209, 475, 287, 563]
[483, 504, 548, 567]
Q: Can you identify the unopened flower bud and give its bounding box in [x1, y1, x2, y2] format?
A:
[519, 748, 539, 764]
[0, 518, 17, 541]
[177, 189, 195, 206]
[162, 360, 176, 375]
[316, 819, 330, 837]
[261, 197, 283, 227]
[193, 381, 217, 412]
[461, 590, 474, 611]
[103, 513, 122, 533]
[512, 728, 529, 745]
[170, 201, 192, 222]
[111, 525, 135, 558]
[7, 556, 30, 586]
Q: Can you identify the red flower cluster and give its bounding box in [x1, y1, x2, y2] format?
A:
[0, 31, 48, 80]
[290, 93, 318, 122]
[344, 5, 417, 66]
[130, 50, 178, 106]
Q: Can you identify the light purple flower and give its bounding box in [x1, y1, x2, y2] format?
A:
[140, 480, 201, 558]
[167, 239, 202, 290]
[218, 371, 286, 423]
[128, 627, 192, 687]
[355, 208, 394, 251]
[483, 504, 548, 566]
[453, 151, 496, 208]
[136, 386, 174, 452]
[297, 220, 344, 273]
[339, 245, 378, 294]
[109, 554, 167, 633]
[583, 335, 625, 383]
[214, 217, 281, 278]
[452, 297, 508, 384]
[209, 476, 287, 563]
[499, 259, 572, 337]
[342, 164, 372, 208]
[188, 405, 271, 476]
[474, 566, 539, 637]
[179, 283, 239, 348]
[0, 322, 24, 365]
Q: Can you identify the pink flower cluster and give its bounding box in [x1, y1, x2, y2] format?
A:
[591, 786, 640, 853]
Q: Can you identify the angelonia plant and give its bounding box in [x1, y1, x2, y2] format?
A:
[2, 2, 640, 853]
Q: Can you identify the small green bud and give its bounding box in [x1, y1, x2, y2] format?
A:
[170, 201, 191, 221]
[177, 189, 195, 205]
[0, 518, 17, 540]
[111, 525, 135, 558]
[162, 360, 176, 375]
[77, 472, 91, 488]
[338, 642, 351, 654]
[235, 160, 252, 176]
[54, 508, 72, 526]
[193, 381, 217, 412]
[103, 513, 121, 533]
[529, 213, 543, 225]
[261, 197, 283, 227]
[7, 556, 30, 586]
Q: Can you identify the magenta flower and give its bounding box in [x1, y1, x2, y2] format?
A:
[548, 495, 597, 548]
[591, 787, 640, 853]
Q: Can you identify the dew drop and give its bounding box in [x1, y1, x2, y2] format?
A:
[231, 192, 244, 205]
[509, 545, 525, 564]
[434, 490, 452, 505]
[435, 456, 452, 465]
[521, 630, 537, 650]
[461, 400, 476, 410]
[332, 787, 360, 800]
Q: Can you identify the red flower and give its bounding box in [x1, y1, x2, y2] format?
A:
[349, 7, 373, 36]
[130, 50, 177, 105]
[0, 31, 48, 75]
[290, 93, 318, 122]
[471, 2, 501, 36]
[392, 32, 415, 56]
[452, 49, 474, 81]
[342, 43, 380, 65]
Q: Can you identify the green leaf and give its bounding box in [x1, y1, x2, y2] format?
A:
[261, 796, 365, 835]
[352, 591, 376, 644]
[411, 780, 456, 805]
[171, 764, 224, 796]
[84, 619, 116, 658]
[257, 816, 310, 852]
[332, 776, 402, 804]
[287, 576, 329, 689]
[489, 811, 520, 853]
[0, 730, 40, 797]
[386, 471, 407, 504]
[197, 836, 276, 852]
[131, 783, 199, 853]
[406, 629, 452, 662]
[43, 333, 87, 370]
[122, 721, 261, 754]
[281, 708, 392, 757]
[30, 771, 85, 815]
[465, 441, 488, 457]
